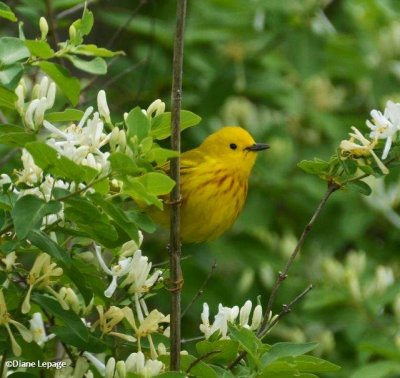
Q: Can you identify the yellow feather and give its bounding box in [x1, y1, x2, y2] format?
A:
[149, 126, 269, 243]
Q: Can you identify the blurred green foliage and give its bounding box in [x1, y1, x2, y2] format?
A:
[2, 0, 400, 376]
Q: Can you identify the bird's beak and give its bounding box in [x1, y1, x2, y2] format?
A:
[245, 143, 270, 152]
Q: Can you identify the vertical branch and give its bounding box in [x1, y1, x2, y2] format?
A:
[169, 0, 187, 371]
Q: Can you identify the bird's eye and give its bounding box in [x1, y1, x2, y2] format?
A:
[229, 143, 237, 150]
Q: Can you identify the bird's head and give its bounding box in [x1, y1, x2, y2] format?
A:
[198, 126, 269, 176]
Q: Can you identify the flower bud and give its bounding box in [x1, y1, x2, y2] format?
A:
[24, 99, 40, 130]
[39, 76, 49, 98]
[46, 82, 56, 109]
[239, 300, 252, 327]
[15, 84, 25, 114]
[39, 17, 49, 40]
[69, 25, 77, 42]
[146, 99, 165, 118]
[105, 357, 115, 378]
[115, 360, 126, 377]
[97, 90, 111, 123]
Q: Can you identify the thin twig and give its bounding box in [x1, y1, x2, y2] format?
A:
[56, 175, 109, 202]
[45, 0, 60, 50]
[259, 182, 339, 335]
[56, 0, 95, 19]
[181, 261, 217, 318]
[186, 350, 221, 374]
[181, 335, 204, 344]
[169, 0, 187, 371]
[260, 284, 313, 339]
[228, 285, 313, 370]
[227, 182, 340, 371]
[106, 0, 149, 49]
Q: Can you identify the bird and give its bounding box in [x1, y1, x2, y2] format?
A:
[150, 126, 269, 243]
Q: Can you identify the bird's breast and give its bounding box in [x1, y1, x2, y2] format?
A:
[179, 166, 248, 242]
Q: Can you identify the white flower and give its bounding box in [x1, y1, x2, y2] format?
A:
[125, 352, 164, 377]
[367, 105, 399, 159]
[83, 352, 106, 376]
[95, 245, 135, 298]
[97, 90, 111, 123]
[15, 149, 43, 186]
[29, 312, 55, 346]
[120, 249, 161, 295]
[200, 301, 263, 340]
[340, 126, 388, 174]
[142, 99, 165, 119]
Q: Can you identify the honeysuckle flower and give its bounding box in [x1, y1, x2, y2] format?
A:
[83, 352, 106, 376]
[95, 245, 135, 298]
[29, 312, 55, 346]
[1, 251, 17, 271]
[22, 253, 63, 314]
[15, 149, 43, 186]
[200, 302, 239, 339]
[120, 233, 144, 257]
[0, 290, 32, 356]
[200, 301, 263, 339]
[120, 249, 162, 295]
[94, 305, 126, 337]
[340, 126, 388, 174]
[97, 90, 111, 123]
[142, 99, 165, 119]
[125, 352, 164, 378]
[43, 109, 111, 172]
[367, 108, 398, 159]
[137, 310, 169, 338]
[105, 357, 116, 378]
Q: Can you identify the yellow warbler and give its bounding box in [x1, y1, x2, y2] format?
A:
[151, 126, 269, 243]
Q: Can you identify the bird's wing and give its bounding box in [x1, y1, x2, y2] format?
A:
[158, 148, 203, 175]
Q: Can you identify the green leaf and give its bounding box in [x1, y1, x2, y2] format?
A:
[32, 294, 89, 342]
[156, 374, 186, 378]
[196, 339, 239, 364]
[63, 196, 119, 247]
[38, 61, 80, 105]
[123, 178, 163, 209]
[25, 141, 97, 183]
[27, 229, 72, 268]
[0, 84, 18, 109]
[159, 354, 218, 378]
[24, 40, 54, 59]
[126, 107, 151, 142]
[262, 355, 340, 374]
[146, 147, 179, 165]
[0, 37, 30, 65]
[350, 361, 400, 378]
[151, 110, 202, 140]
[347, 180, 372, 196]
[135, 172, 175, 196]
[89, 193, 139, 242]
[53, 326, 107, 352]
[297, 158, 330, 175]
[109, 152, 143, 175]
[70, 6, 94, 45]
[0, 2, 17, 22]
[66, 55, 107, 75]
[228, 323, 262, 367]
[0, 63, 23, 89]
[45, 109, 84, 122]
[11, 195, 62, 239]
[261, 342, 319, 367]
[74, 44, 124, 57]
[0, 124, 35, 146]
